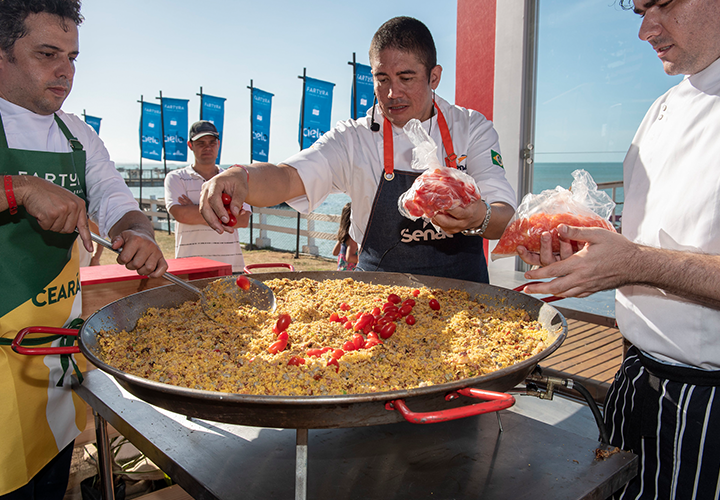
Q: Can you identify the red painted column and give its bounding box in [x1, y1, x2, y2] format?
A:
[455, 0, 498, 258]
[455, 0, 497, 120]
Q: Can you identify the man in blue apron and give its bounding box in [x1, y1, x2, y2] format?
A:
[0, 1, 167, 498]
[199, 16, 516, 284]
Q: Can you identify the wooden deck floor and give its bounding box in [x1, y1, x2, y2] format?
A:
[536, 319, 625, 404]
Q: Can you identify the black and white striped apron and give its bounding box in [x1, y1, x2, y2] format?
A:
[604, 346, 720, 499]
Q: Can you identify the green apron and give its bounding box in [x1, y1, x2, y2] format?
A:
[0, 111, 89, 495]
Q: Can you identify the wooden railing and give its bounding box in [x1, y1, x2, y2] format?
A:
[138, 198, 341, 257]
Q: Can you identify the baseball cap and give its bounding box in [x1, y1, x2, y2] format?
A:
[189, 120, 219, 141]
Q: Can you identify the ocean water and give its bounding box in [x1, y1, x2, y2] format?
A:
[122, 162, 622, 259]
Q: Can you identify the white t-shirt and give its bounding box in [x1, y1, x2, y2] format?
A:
[0, 97, 138, 236]
[164, 165, 251, 273]
[282, 95, 516, 246]
[617, 57, 720, 369]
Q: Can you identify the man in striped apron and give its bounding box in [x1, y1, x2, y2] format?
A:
[518, 1, 720, 498]
[0, 2, 167, 498]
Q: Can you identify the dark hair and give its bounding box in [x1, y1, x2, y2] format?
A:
[369, 16, 437, 77]
[337, 202, 351, 243]
[0, 0, 83, 56]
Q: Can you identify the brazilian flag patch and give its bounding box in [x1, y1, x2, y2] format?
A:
[491, 150, 504, 168]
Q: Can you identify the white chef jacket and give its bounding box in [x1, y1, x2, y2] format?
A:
[164, 165, 251, 273]
[0, 97, 138, 237]
[617, 56, 720, 369]
[282, 95, 516, 246]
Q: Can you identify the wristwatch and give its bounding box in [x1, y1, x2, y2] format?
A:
[461, 199, 492, 236]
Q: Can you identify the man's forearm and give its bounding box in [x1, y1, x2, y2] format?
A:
[243, 163, 306, 207]
[168, 205, 207, 226]
[629, 245, 720, 309]
[108, 210, 155, 240]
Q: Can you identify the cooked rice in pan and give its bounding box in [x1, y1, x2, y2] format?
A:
[95, 277, 553, 396]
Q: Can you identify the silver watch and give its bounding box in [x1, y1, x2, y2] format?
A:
[461, 199, 492, 236]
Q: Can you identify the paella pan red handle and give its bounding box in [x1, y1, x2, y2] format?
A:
[385, 388, 515, 424]
[513, 282, 564, 303]
[12, 327, 80, 355]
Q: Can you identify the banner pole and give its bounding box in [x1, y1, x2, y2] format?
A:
[156, 91, 171, 234]
[349, 53, 358, 119]
[295, 69, 307, 258]
[246, 80, 254, 250]
[137, 96, 144, 207]
[198, 86, 203, 120]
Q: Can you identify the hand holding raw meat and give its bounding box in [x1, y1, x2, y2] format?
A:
[492, 170, 616, 261]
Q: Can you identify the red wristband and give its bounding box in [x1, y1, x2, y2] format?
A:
[231, 164, 250, 185]
[4, 175, 18, 215]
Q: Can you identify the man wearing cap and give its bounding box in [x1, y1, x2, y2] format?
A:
[164, 120, 251, 272]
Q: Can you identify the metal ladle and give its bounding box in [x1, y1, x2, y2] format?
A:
[87, 232, 276, 319]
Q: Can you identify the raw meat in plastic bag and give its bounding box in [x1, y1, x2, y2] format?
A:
[398, 119, 481, 221]
[491, 169, 616, 260]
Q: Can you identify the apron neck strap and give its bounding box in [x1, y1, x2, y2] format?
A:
[433, 101, 457, 169]
[382, 103, 457, 179]
[53, 114, 84, 152]
[0, 113, 8, 149]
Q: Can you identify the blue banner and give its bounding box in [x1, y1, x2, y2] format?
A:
[351, 63, 374, 119]
[251, 88, 273, 162]
[299, 77, 335, 150]
[140, 102, 162, 161]
[162, 97, 189, 162]
[84, 114, 101, 135]
[201, 94, 226, 164]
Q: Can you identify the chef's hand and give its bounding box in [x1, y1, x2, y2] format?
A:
[433, 198, 514, 240]
[520, 225, 635, 298]
[108, 211, 167, 278]
[516, 225, 576, 268]
[432, 197, 484, 235]
[199, 167, 248, 234]
[11, 175, 93, 252]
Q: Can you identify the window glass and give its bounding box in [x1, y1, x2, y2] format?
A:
[533, 0, 681, 219]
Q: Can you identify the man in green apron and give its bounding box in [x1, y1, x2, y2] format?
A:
[0, 1, 167, 498]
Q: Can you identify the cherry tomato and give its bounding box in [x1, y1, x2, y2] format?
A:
[382, 304, 399, 315]
[429, 298, 441, 311]
[382, 302, 396, 312]
[387, 293, 401, 304]
[405, 315, 416, 326]
[236, 275, 251, 291]
[363, 324, 373, 335]
[288, 356, 305, 366]
[371, 307, 382, 318]
[339, 302, 351, 311]
[367, 331, 380, 341]
[353, 313, 374, 332]
[328, 358, 339, 372]
[379, 322, 396, 339]
[412, 289, 420, 297]
[226, 213, 237, 227]
[343, 340, 357, 351]
[343, 321, 353, 330]
[268, 331, 289, 354]
[364, 338, 381, 348]
[402, 299, 416, 308]
[275, 313, 291, 333]
[399, 304, 413, 317]
[331, 349, 345, 360]
[221, 193, 232, 205]
[329, 312, 340, 323]
[352, 333, 365, 349]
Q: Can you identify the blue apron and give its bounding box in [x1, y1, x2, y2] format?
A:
[357, 104, 489, 283]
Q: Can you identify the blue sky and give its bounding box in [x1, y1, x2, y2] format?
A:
[62, 1, 681, 166]
[63, 0, 458, 165]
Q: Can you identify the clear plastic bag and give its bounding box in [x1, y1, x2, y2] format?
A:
[398, 119, 481, 223]
[491, 169, 616, 261]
